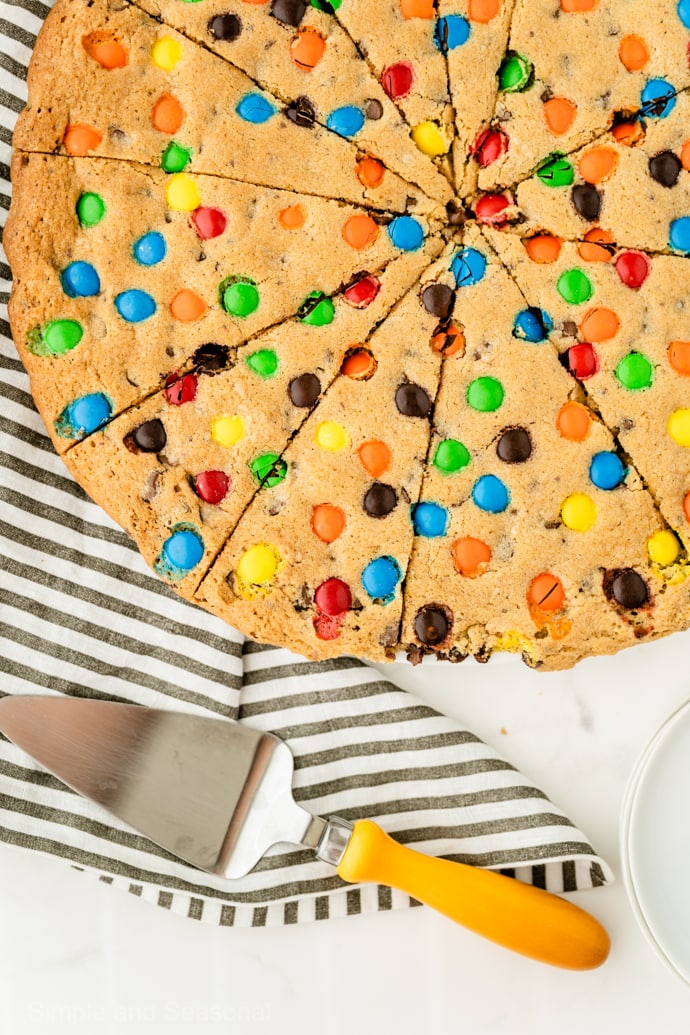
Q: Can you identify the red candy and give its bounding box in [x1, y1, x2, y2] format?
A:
[314, 578, 351, 616]
[381, 61, 414, 100]
[566, 343, 599, 380]
[194, 470, 230, 504]
[475, 193, 511, 226]
[343, 273, 381, 308]
[472, 127, 508, 167]
[191, 207, 227, 240]
[165, 372, 198, 405]
[615, 251, 650, 289]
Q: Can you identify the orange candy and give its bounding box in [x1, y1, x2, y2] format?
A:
[63, 124, 103, 155]
[543, 97, 577, 136]
[557, 401, 591, 442]
[684, 492, 690, 523]
[82, 32, 128, 69]
[341, 348, 376, 379]
[619, 34, 649, 72]
[358, 440, 391, 478]
[311, 504, 346, 543]
[152, 94, 184, 135]
[682, 141, 690, 171]
[468, 0, 500, 22]
[560, 0, 598, 10]
[290, 29, 327, 72]
[577, 227, 615, 262]
[278, 204, 306, 229]
[524, 234, 562, 264]
[399, 0, 434, 17]
[356, 155, 385, 189]
[170, 289, 207, 322]
[578, 147, 618, 184]
[579, 307, 620, 342]
[668, 341, 690, 376]
[342, 213, 379, 250]
[451, 537, 491, 577]
[528, 573, 566, 611]
[430, 322, 465, 357]
[612, 121, 644, 146]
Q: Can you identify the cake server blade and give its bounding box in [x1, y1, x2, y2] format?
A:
[0, 695, 610, 970]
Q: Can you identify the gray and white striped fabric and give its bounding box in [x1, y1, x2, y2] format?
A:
[0, 0, 612, 926]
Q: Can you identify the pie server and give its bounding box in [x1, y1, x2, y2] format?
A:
[0, 695, 609, 968]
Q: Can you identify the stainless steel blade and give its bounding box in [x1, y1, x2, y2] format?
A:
[0, 696, 326, 878]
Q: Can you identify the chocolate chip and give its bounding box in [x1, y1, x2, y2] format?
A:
[496, 427, 532, 463]
[285, 96, 316, 127]
[421, 282, 454, 319]
[414, 604, 451, 646]
[208, 13, 242, 40]
[395, 382, 432, 417]
[193, 342, 230, 374]
[126, 418, 166, 453]
[606, 568, 649, 609]
[649, 150, 682, 187]
[446, 200, 466, 226]
[363, 482, 397, 517]
[288, 372, 321, 407]
[270, 0, 306, 26]
[365, 99, 383, 120]
[571, 184, 602, 221]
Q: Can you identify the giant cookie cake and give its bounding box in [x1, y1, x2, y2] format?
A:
[7, 0, 690, 669]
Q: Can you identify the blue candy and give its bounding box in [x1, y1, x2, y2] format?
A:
[236, 93, 277, 124]
[472, 474, 510, 513]
[513, 307, 553, 343]
[679, 0, 690, 29]
[451, 247, 487, 287]
[162, 528, 204, 572]
[387, 216, 425, 252]
[132, 231, 167, 267]
[640, 78, 676, 119]
[670, 216, 690, 253]
[115, 289, 157, 323]
[55, 392, 113, 439]
[326, 105, 365, 137]
[589, 451, 626, 490]
[433, 15, 470, 52]
[412, 501, 449, 538]
[60, 261, 100, 298]
[361, 556, 401, 602]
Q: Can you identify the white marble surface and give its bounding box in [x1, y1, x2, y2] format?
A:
[2, 631, 690, 1032]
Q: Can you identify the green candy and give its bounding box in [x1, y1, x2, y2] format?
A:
[220, 278, 260, 317]
[27, 319, 84, 356]
[76, 192, 105, 228]
[299, 292, 335, 326]
[536, 155, 575, 188]
[433, 438, 471, 474]
[245, 348, 279, 379]
[498, 52, 533, 93]
[250, 452, 288, 488]
[310, 0, 342, 8]
[615, 352, 654, 391]
[557, 268, 593, 305]
[467, 376, 504, 413]
[161, 140, 193, 173]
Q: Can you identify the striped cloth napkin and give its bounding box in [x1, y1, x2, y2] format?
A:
[0, 0, 612, 926]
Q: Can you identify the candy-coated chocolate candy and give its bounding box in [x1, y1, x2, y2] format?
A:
[127, 418, 166, 453]
[76, 192, 105, 227]
[579, 307, 619, 342]
[536, 156, 574, 188]
[341, 348, 376, 379]
[606, 568, 649, 608]
[194, 470, 230, 505]
[114, 289, 156, 322]
[290, 28, 327, 72]
[152, 94, 184, 135]
[165, 372, 198, 405]
[245, 348, 279, 378]
[170, 289, 207, 322]
[668, 341, 690, 376]
[466, 376, 504, 412]
[55, 392, 112, 438]
[60, 261, 100, 298]
[472, 474, 509, 513]
[589, 451, 626, 490]
[618, 34, 649, 72]
[578, 148, 618, 184]
[381, 61, 414, 100]
[543, 97, 577, 135]
[557, 401, 591, 441]
[528, 573, 565, 611]
[468, 0, 500, 21]
[524, 234, 562, 264]
[314, 578, 351, 616]
[315, 420, 350, 451]
[236, 93, 277, 124]
[160, 141, 192, 173]
[668, 408, 690, 447]
[221, 278, 260, 317]
[430, 323, 465, 357]
[513, 307, 553, 342]
[310, 0, 342, 10]
[311, 504, 346, 543]
[166, 173, 201, 211]
[561, 492, 597, 531]
[679, 0, 690, 29]
[472, 127, 508, 167]
[358, 440, 391, 477]
[363, 482, 398, 517]
[250, 452, 288, 487]
[192, 207, 227, 239]
[640, 78, 676, 119]
[451, 247, 486, 286]
[412, 501, 448, 537]
[670, 216, 690, 253]
[41, 319, 83, 355]
[414, 605, 451, 646]
[355, 156, 385, 189]
[236, 543, 282, 589]
[647, 529, 681, 566]
[64, 124, 102, 156]
[82, 32, 128, 69]
[452, 537, 491, 577]
[498, 52, 532, 92]
[299, 292, 335, 325]
[395, 382, 431, 417]
[288, 372, 321, 407]
[615, 251, 650, 288]
[162, 528, 204, 572]
[400, 0, 434, 17]
[211, 414, 245, 446]
[497, 427, 532, 463]
[151, 37, 183, 72]
[434, 15, 470, 52]
[411, 121, 448, 157]
[343, 274, 380, 308]
[565, 342, 598, 379]
[615, 351, 653, 391]
[327, 105, 364, 137]
[361, 556, 401, 601]
[433, 438, 470, 474]
[557, 268, 593, 304]
[387, 216, 425, 251]
[278, 204, 307, 230]
[208, 13, 242, 41]
[578, 228, 615, 263]
[132, 231, 166, 266]
[342, 213, 379, 250]
[685, 491, 690, 523]
[475, 193, 511, 226]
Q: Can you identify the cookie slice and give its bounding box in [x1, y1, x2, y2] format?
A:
[400, 225, 689, 670]
[130, 0, 452, 204]
[477, 0, 690, 192]
[194, 245, 459, 660]
[6, 151, 436, 454]
[13, 0, 434, 213]
[502, 88, 690, 253]
[485, 227, 690, 553]
[62, 240, 441, 599]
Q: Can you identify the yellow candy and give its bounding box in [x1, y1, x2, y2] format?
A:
[211, 414, 245, 447]
[315, 420, 350, 452]
[152, 36, 183, 72]
[647, 529, 681, 566]
[561, 493, 597, 532]
[236, 544, 281, 589]
[166, 173, 201, 212]
[411, 120, 449, 157]
[668, 408, 690, 447]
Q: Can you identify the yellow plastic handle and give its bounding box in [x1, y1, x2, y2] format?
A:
[337, 820, 610, 970]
